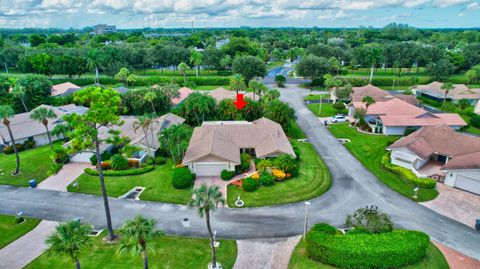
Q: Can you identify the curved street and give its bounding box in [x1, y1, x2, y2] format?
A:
[0, 85, 479, 260]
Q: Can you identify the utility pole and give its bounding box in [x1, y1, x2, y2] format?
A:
[191, 21, 194, 34]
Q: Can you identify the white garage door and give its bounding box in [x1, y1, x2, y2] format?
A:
[195, 163, 228, 176]
[455, 175, 480, 195]
[71, 152, 94, 163]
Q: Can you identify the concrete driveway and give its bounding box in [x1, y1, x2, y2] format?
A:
[38, 162, 91, 192]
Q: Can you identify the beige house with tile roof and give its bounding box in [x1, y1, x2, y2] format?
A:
[414, 81, 480, 104]
[208, 87, 259, 103]
[51, 82, 82, 97]
[332, 84, 419, 105]
[182, 117, 295, 176]
[387, 124, 480, 195]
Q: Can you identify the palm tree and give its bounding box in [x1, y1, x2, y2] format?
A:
[248, 80, 267, 100]
[362, 96, 376, 110]
[366, 47, 383, 84]
[118, 216, 161, 269]
[51, 123, 71, 140]
[11, 85, 28, 112]
[256, 159, 272, 173]
[466, 70, 476, 86]
[188, 185, 225, 269]
[0, 105, 20, 174]
[229, 74, 246, 94]
[86, 49, 104, 85]
[143, 92, 157, 115]
[274, 154, 297, 171]
[46, 221, 92, 269]
[133, 115, 154, 148]
[30, 107, 57, 151]
[178, 62, 190, 84]
[190, 50, 203, 77]
[441, 82, 454, 103]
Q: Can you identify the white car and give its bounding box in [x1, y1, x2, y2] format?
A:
[331, 115, 349, 123]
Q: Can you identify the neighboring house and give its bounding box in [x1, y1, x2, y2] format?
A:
[0, 104, 88, 146]
[475, 101, 480, 115]
[70, 113, 185, 163]
[331, 84, 419, 106]
[182, 117, 295, 176]
[51, 82, 82, 97]
[114, 86, 129, 95]
[349, 98, 466, 135]
[414, 81, 480, 104]
[387, 125, 480, 195]
[208, 87, 259, 103]
[171, 87, 193, 105]
[93, 24, 116, 35]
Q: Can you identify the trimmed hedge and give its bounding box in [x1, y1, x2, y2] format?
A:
[84, 165, 154, 176]
[51, 76, 229, 87]
[259, 172, 275, 186]
[221, 170, 236, 181]
[110, 154, 129, 170]
[172, 167, 194, 189]
[242, 177, 259, 192]
[341, 76, 433, 87]
[310, 223, 337, 235]
[306, 227, 430, 269]
[381, 154, 436, 189]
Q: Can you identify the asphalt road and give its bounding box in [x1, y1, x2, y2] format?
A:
[0, 85, 479, 260]
[263, 63, 309, 85]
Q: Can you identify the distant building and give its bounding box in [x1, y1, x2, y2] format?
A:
[93, 24, 117, 35]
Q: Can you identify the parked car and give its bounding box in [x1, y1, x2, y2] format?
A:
[331, 115, 349, 123]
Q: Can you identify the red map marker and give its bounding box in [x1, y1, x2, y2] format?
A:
[233, 93, 247, 110]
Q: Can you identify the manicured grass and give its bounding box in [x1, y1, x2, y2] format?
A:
[303, 94, 330, 101]
[378, 85, 413, 91]
[288, 239, 449, 269]
[0, 215, 41, 249]
[227, 140, 332, 207]
[328, 124, 438, 202]
[0, 143, 56, 187]
[306, 103, 348, 117]
[67, 159, 192, 204]
[267, 61, 285, 69]
[26, 234, 237, 269]
[192, 85, 227, 90]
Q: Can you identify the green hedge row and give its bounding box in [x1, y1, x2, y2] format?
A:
[51, 76, 230, 87]
[306, 224, 430, 269]
[341, 76, 433, 87]
[84, 165, 154, 176]
[381, 154, 436, 189]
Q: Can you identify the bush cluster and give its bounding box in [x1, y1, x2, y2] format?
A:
[310, 223, 337, 235]
[110, 154, 129, 170]
[221, 170, 236, 181]
[84, 165, 154, 176]
[259, 172, 275, 186]
[155, 156, 166, 165]
[172, 167, 194, 189]
[306, 224, 430, 269]
[2, 144, 24, 154]
[381, 154, 436, 189]
[23, 138, 36, 149]
[471, 115, 480, 129]
[242, 177, 259, 192]
[236, 153, 251, 173]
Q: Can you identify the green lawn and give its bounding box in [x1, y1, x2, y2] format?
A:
[192, 85, 226, 90]
[26, 234, 237, 269]
[0, 215, 41, 249]
[67, 159, 192, 204]
[328, 124, 438, 202]
[267, 61, 285, 69]
[0, 143, 55, 186]
[288, 239, 449, 269]
[303, 94, 330, 101]
[227, 140, 332, 207]
[306, 103, 348, 117]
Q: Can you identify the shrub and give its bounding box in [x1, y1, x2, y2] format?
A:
[251, 172, 260, 179]
[381, 154, 436, 189]
[110, 154, 129, 171]
[51, 146, 69, 164]
[102, 151, 112, 161]
[311, 223, 337, 235]
[242, 177, 259, 192]
[332, 102, 346, 110]
[2, 146, 14, 154]
[128, 159, 139, 168]
[221, 170, 236, 181]
[144, 156, 155, 166]
[14, 144, 24, 152]
[292, 145, 301, 159]
[306, 229, 430, 269]
[84, 165, 154, 176]
[286, 121, 305, 139]
[471, 115, 480, 129]
[89, 154, 98, 166]
[288, 166, 299, 178]
[23, 138, 36, 149]
[48, 163, 63, 176]
[236, 153, 251, 173]
[100, 161, 111, 170]
[345, 206, 393, 234]
[259, 172, 275, 186]
[155, 156, 166, 165]
[272, 169, 286, 181]
[172, 167, 194, 189]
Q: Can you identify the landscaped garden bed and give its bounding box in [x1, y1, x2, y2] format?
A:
[227, 140, 331, 207]
[0, 214, 41, 249]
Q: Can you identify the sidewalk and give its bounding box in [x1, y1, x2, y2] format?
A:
[38, 162, 90, 191]
[433, 241, 480, 269]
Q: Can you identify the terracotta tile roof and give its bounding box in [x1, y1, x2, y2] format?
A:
[51, 82, 81, 97]
[182, 117, 295, 165]
[208, 87, 259, 102]
[171, 87, 193, 105]
[388, 124, 480, 170]
[351, 84, 394, 102]
[416, 81, 480, 100]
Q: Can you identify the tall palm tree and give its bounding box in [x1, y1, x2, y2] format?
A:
[366, 47, 383, 84]
[188, 185, 225, 269]
[46, 221, 92, 269]
[86, 49, 104, 85]
[178, 62, 190, 84]
[441, 82, 454, 103]
[0, 105, 20, 174]
[133, 115, 154, 148]
[11, 85, 28, 112]
[30, 107, 57, 151]
[118, 216, 161, 269]
[190, 50, 203, 77]
[362, 96, 376, 110]
[143, 92, 157, 115]
[229, 74, 246, 94]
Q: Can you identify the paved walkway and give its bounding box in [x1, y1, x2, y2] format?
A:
[433, 241, 480, 269]
[0, 220, 58, 269]
[421, 183, 480, 229]
[0, 163, 87, 269]
[234, 236, 301, 269]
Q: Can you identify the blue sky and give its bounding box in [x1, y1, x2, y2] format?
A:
[0, 0, 479, 29]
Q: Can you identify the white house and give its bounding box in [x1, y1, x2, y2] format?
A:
[387, 124, 480, 195]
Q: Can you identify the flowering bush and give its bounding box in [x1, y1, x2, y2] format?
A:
[128, 159, 139, 168]
[251, 172, 260, 179]
[100, 161, 111, 170]
[272, 169, 286, 180]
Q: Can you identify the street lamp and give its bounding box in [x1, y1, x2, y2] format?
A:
[303, 201, 312, 239]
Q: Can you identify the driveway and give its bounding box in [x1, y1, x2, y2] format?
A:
[421, 183, 480, 229]
[38, 162, 91, 192]
[0, 85, 479, 260]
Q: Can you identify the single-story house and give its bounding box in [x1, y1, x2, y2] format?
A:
[51, 82, 82, 97]
[349, 98, 466, 135]
[171, 87, 193, 105]
[114, 86, 129, 95]
[208, 87, 260, 103]
[332, 84, 419, 106]
[414, 81, 480, 104]
[182, 117, 295, 176]
[0, 104, 88, 147]
[475, 101, 480, 115]
[70, 113, 185, 162]
[387, 124, 480, 195]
